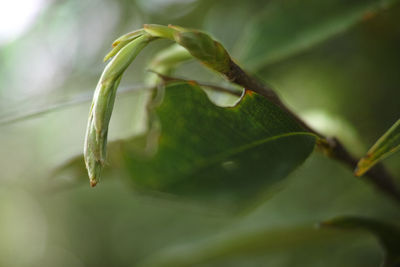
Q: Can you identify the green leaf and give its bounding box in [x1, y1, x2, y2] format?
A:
[60, 82, 316, 207]
[143, 24, 231, 73]
[321, 216, 400, 267]
[239, 0, 399, 70]
[173, 30, 230, 73]
[355, 119, 400, 176]
[121, 83, 316, 206]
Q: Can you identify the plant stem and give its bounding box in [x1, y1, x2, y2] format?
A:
[0, 85, 151, 126]
[149, 61, 400, 203]
[149, 70, 243, 97]
[224, 59, 400, 203]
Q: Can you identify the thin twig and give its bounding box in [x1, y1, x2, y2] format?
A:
[152, 64, 400, 202]
[226, 61, 322, 135]
[224, 59, 400, 203]
[0, 85, 152, 126]
[148, 70, 243, 97]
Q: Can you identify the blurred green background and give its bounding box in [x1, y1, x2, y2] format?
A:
[1, 0, 400, 266]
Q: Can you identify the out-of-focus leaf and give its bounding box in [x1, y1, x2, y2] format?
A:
[137, 225, 371, 267]
[145, 44, 193, 85]
[55, 82, 316, 208]
[355, 119, 400, 176]
[321, 216, 400, 267]
[239, 0, 399, 70]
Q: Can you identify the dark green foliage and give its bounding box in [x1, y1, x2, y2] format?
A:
[59, 82, 316, 208]
[2, 0, 400, 266]
[121, 83, 315, 206]
[240, 0, 397, 70]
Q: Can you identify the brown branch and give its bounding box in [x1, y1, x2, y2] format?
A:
[223, 59, 400, 203]
[225, 61, 321, 135]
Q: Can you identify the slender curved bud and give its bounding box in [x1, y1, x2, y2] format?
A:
[167, 24, 187, 32]
[143, 24, 230, 73]
[112, 29, 145, 47]
[143, 24, 176, 40]
[104, 41, 135, 62]
[104, 29, 146, 62]
[85, 25, 232, 186]
[84, 76, 121, 187]
[173, 30, 231, 73]
[84, 34, 152, 187]
[102, 34, 152, 83]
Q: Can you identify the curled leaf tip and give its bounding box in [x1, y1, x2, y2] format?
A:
[90, 180, 98, 187]
[353, 164, 366, 177]
[173, 31, 230, 73]
[354, 152, 374, 176]
[168, 24, 187, 32]
[111, 29, 145, 47]
[245, 89, 253, 96]
[143, 24, 176, 40]
[187, 80, 197, 86]
[354, 165, 364, 177]
[103, 53, 113, 62]
[84, 34, 152, 186]
[105, 30, 148, 62]
[355, 118, 400, 177]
